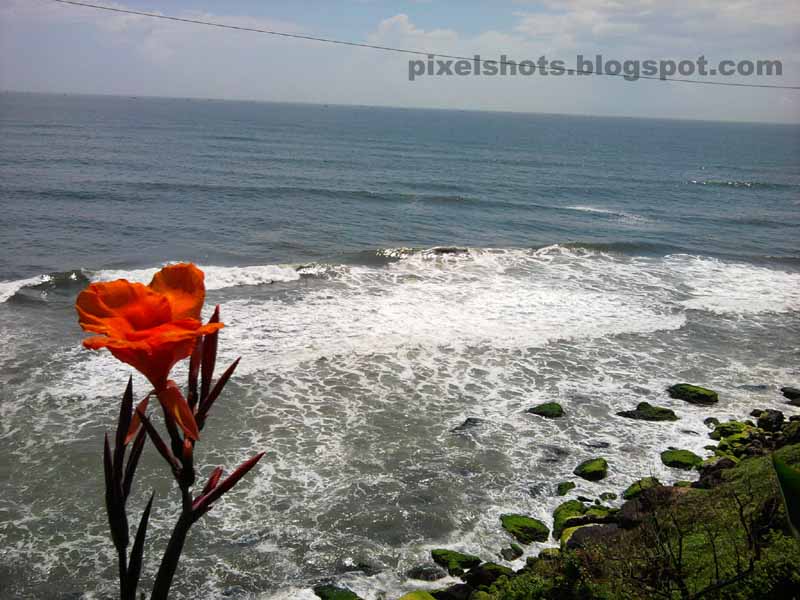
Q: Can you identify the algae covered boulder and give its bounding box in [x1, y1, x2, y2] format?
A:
[406, 563, 447, 581]
[710, 420, 752, 440]
[573, 457, 608, 481]
[500, 514, 549, 544]
[430, 549, 481, 576]
[499, 543, 523, 561]
[622, 476, 661, 500]
[661, 449, 702, 469]
[399, 593, 436, 600]
[527, 402, 564, 418]
[556, 481, 575, 496]
[599, 492, 617, 501]
[667, 383, 718, 405]
[313, 584, 363, 600]
[552, 499, 587, 538]
[617, 402, 678, 422]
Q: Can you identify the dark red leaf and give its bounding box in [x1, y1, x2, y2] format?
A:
[196, 358, 240, 430]
[123, 426, 147, 501]
[136, 408, 181, 476]
[125, 492, 154, 600]
[192, 452, 264, 518]
[200, 306, 220, 402]
[187, 337, 203, 411]
[199, 467, 223, 498]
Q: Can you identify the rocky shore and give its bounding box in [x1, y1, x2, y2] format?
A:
[313, 385, 800, 600]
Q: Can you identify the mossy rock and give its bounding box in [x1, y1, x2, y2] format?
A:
[599, 492, 617, 501]
[716, 432, 759, 458]
[552, 499, 587, 539]
[667, 383, 718, 405]
[622, 476, 661, 500]
[617, 402, 678, 422]
[398, 593, 436, 600]
[709, 420, 752, 440]
[312, 585, 363, 600]
[500, 514, 549, 544]
[527, 402, 564, 418]
[661, 449, 702, 469]
[573, 457, 608, 481]
[430, 549, 481, 576]
[538, 547, 561, 560]
[556, 481, 575, 496]
[464, 562, 515, 588]
[673, 480, 693, 487]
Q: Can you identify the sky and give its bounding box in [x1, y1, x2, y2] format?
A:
[1, 0, 799, 122]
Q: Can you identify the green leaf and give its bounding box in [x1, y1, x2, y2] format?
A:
[772, 453, 800, 540]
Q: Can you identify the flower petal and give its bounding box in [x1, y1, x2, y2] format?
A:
[76, 280, 171, 337]
[149, 263, 206, 321]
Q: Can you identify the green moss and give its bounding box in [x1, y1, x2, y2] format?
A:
[528, 402, 564, 418]
[552, 500, 587, 539]
[617, 402, 678, 422]
[556, 481, 576, 496]
[501, 514, 550, 544]
[661, 448, 703, 469]
[599, 492, 617, 501]
[667, 383, 719, 405]
[500, 543, 524, 561]
[673, 480, 693, 487]
[312, 585, 362, 600]
[574, 457, 608, 481]
[709, 420, 752, 440]
[538, 547, 561, 560]
[398, 593, 436, 600]
[430, 549, 481, 576]
[622, 476, 661, 499]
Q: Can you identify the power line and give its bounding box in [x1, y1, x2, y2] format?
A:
[48, 0, 799, 90]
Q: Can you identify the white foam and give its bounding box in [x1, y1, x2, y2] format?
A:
[565, 205, 648, 223]
[92, 263, 300, 290]
[0, 274, 52, 302]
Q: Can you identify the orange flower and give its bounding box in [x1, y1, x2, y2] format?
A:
[76, 263, 222, 439]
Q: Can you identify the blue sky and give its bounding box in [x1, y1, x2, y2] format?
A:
[1, 0, 798, 122]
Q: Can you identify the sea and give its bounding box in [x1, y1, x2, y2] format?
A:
[0, 91, 798, 599]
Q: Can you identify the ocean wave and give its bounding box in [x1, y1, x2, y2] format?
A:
[688, 179, 797, 190]
[564, 205, 649, 223]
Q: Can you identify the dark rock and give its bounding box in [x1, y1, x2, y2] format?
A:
[577, 495, 593, 503]
[406, 563, 447, 581]
[783, 421, 800, 444]
[599, 492, 617, 501]
[556, 481, 575, 496]
[564, 523, 620, 550]
[584, 440, 611, 449]
[431, 549, 481, 576]
[538, 547, 560, 560]
[313, 584, 362, 600]
[781, 386, 800, 401]
[574, 457, 608, 481]
[680, 429, 700, 436]
[500, 543, 523, 561]
[463, 562, 514, 588]
[553, 500, 588, 539]
[451, 417, 484, 432]
[616, 402, 678, 422]
[430, 247, 468, 256]
[334, 557, 383, 577]
[757, 409, 784, 432]
[704, 417, 720, 429]
[667, 384, 719, 405]
[500, 514, 549, 544]
[694, 457, 737, 489]
[527, 402, 564, 418]
[739, 384, 770, 392]
[750, 409, 765, 418]
[618, 486, 689, 529]
[431, 584, 474, 600]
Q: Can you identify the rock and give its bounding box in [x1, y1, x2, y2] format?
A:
[667, 384, 719, 405]
[704, 417, 720, 429]
[709, 421, 752, 440]
[781, 386, 800, 402]
[694, 457, 737, 489]
[716, 430, 764, 458]
[576, 495, 593, 503]
[463, 562, 514, 588]
[584, 440, 611, 449]
[399, 593, 437, 600]
[430, 549, 481, 576]
[739, 384, 770, 392]
[573, 457, 608, 481]
[406, 564, 447, 581]
[756, 409, 784, 432]
[500, 543, 523, 561]
[563, 523, 619, 550]
[616, 402, 678, 422]
[451, 417, 484, 432]
[618, 486, 689, 529]
[599, 492, 617, 501]
[500, 514, 549, 544]
[552, 500, 588, 539]
[781, 421, 800, 444]
[430, 247, 468, 256]
[661, 449, 702, 469]
[431, 584, 474, 600]
[622, 477, 661, 500]
[312, 584, 362, 600]
[538, 547, 560, 560]
[556, 481, 575, 496]
[527, 402, 564, 418]
[673, 480, 693, 487]
[750, 409, 765, 418]
[334, 556, 383, 577]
